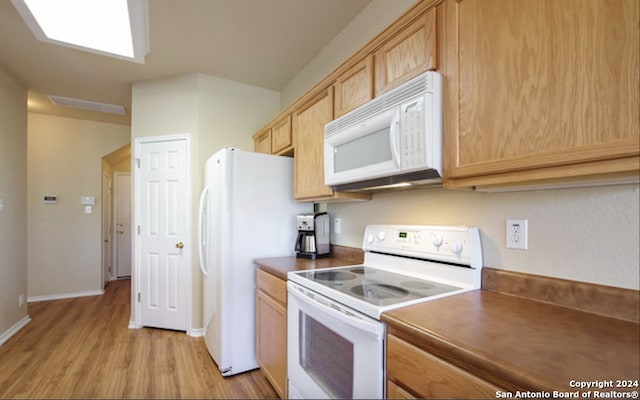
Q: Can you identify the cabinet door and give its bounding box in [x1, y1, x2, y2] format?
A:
[442, 0, 640, 186]
[375, 7, 436, 96]
[257, 289, 287, 398]
[292, 88, 372, 202]
[293, 88, 335, 200]
[271, 115, 293, 154]
[254, 128, 272, 154]
[334, 55, 374, 118]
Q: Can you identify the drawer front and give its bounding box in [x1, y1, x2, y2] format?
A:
[257, 269, 287, 305]
[387, 380, 415, 399]
[387, 334, 501, 399]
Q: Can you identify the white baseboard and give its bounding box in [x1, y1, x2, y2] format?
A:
[128, 320, 141, 329]
[0, 315, 31, 346]
[189, 327, 205, 337]
[27, 289, 104, 303]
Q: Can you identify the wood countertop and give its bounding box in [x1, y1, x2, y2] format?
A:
[382, 289, 640, 395]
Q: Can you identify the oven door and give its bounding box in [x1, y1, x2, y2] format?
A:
[287, 281, 385, 399]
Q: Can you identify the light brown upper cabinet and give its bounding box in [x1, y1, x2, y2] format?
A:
[334, 55, 374, 118]
[375, 7, 437, 96]
[252, 115, 293, 156]
[254, 127, 272, 154]
[293, 88, 335, 201]
[293, 87, 370, 202]
[271, 114, 293, 155]
[440, 0, 640, 188]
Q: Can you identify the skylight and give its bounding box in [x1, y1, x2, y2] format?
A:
[11, 0, 149, 63]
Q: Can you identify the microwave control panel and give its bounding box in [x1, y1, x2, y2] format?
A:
[400, 97, 425, 168]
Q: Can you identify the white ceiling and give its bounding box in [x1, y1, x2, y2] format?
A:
[0, 0, 372, 125]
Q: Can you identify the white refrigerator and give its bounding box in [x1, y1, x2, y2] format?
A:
[197, 147, 311, 376]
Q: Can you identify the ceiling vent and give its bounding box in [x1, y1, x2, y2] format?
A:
[47, 95, 126, 115]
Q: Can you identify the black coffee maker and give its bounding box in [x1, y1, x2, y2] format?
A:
[295, 212, 330, 259]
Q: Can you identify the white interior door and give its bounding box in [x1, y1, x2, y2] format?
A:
[114, 172, 132, 278]
[135, 136, 189, 332]
[101, 171, 112, 288]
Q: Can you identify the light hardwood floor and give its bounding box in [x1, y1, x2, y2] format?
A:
[0, 279, 278, 399]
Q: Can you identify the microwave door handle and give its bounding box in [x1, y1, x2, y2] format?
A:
[389, 110, 401, 168]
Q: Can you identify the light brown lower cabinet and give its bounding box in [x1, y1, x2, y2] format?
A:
[386, 334, 502, 399]
[256, 269, 287, 398]
[387, 379, 416, 399]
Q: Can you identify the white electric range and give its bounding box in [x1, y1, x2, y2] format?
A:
[287, 224, 483, 399]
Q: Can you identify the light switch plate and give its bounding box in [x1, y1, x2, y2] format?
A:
[80, 196, 95, 205]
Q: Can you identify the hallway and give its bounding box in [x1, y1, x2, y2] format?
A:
[0, 280, 277, 399]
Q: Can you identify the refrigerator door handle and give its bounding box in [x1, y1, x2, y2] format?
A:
[198, 186, 209, 277]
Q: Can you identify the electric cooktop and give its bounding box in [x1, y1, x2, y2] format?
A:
[294, 265, 462, 307]
[288, 225, 483, 319]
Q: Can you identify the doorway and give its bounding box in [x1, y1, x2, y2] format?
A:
[101, 143, 132, 284]
[101, 171, 112, 289]
[114, 172, 132, 278]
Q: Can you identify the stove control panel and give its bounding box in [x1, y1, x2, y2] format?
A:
[363, 224, 481, 267]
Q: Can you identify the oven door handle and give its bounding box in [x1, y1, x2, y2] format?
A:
[289, 286, 384, 340]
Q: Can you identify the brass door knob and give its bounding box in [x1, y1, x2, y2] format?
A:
[176, 242, 185, 249]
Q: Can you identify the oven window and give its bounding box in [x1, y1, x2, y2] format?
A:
[299, 311, 353, 398]
[334, 128, 391, 173]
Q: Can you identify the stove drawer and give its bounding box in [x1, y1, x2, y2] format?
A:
[257, 269, 287, 305]
[387, 334, 501, 398]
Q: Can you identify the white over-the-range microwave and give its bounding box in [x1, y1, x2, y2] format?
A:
[324, 71, 443, 192]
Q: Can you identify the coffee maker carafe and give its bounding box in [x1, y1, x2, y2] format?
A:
[295, 212, 330, 259]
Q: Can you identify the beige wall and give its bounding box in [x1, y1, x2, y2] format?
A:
[131, 73, 280, 331]
[0, 68, 28, 341]
[195, 73, 281, 191]
[327, 185, 640, 290]
[103, 143, 132, 173]
[27, 113, 130, 298]
[281, 0, 417, 108]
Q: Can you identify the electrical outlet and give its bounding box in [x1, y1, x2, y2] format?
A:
[506, 219, 528, 250]
[18, 294, 24, 308]
[334, 218, 342, 234]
